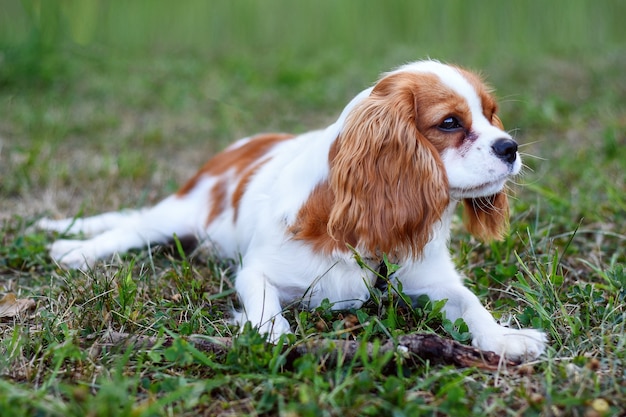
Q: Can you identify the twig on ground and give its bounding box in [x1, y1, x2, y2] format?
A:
[99, 331, 516, 370]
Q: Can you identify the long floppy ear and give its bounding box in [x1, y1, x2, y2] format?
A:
[463, 193, 510, 241]
[327, 74, 449, 259]
[463, 113, 510, 241]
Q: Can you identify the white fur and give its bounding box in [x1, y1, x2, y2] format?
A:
[37, 60, 546, 362]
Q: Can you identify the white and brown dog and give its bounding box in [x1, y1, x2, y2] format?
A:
[38, 60, 546, 361]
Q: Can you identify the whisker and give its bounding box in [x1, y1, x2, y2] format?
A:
[519, 152, 546, 161]
[471, 195, 505, 215]
[497, 94, 526, 105]
[506, 193, 520, 203]
[510, 173, 546, 187]
[518, 140, 544, 148]
[509, 179, 528, 187]
[519, 162, 535, 173]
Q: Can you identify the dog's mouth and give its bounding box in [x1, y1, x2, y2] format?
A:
[451, 178, 508, 199]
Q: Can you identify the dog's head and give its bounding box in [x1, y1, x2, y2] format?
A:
[329, 60, 520, 258]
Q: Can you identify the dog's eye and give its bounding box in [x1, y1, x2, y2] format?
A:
[438, 117, 463, 131]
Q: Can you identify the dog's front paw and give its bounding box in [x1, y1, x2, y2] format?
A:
[472, 326, 547, 362]
[256, 315, 293, 343]
[233, 310, 292, 343]
[48, 239, 96, 269]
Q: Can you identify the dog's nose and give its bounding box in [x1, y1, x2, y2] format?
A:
[491, 138, 518, 164]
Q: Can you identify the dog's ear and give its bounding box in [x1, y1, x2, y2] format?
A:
[463, 193, 510, 241]
[328, 73, 450, 259]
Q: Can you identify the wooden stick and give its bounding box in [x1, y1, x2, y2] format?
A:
[99, 331, 515, 370]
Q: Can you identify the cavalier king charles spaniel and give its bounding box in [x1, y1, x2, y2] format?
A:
[38, 60, 546, 361]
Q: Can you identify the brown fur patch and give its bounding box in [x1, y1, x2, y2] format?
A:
[288, 181, 356, 254]
[454, 66, 499, 122]
[176, 133, 294, 227]
[206, 179, 228, 225]
[231, 158, 270, 222]
[176, 133, 295, 196]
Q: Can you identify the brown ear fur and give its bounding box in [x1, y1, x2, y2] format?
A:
[327, 74, 449, 259]
[463, 193, 510, 241]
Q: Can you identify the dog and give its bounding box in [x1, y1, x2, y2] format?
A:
[37, 60, 546, 361]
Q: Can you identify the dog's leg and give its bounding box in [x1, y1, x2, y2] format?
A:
[233, 266, 292, 341]
[398, 257, 546, 362]
[43, 195, 202, 269]
[414, 283, 547, 362]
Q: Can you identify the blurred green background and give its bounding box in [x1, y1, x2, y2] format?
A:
[1, 0, 624, 84]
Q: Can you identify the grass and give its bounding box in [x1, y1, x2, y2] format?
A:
[1, 1, 625, 415]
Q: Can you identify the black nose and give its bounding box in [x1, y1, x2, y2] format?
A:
[491, 138, 518, 164]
